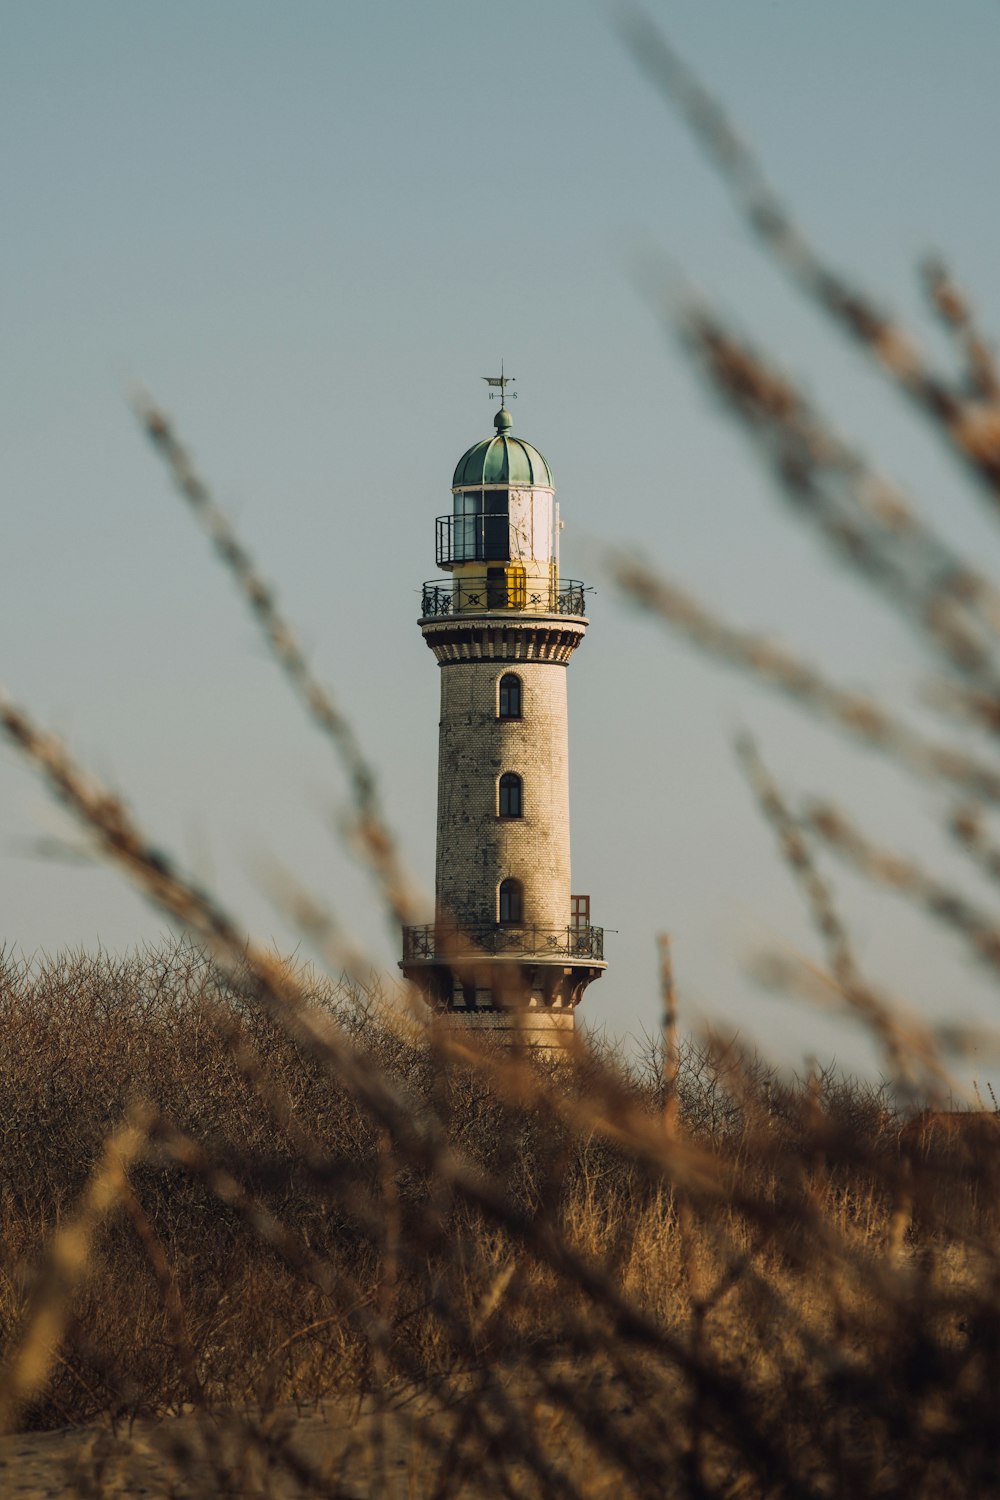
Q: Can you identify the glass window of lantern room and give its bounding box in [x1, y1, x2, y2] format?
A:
[499, 878, 523, 925]
[498, 772, 522, 818]
[453, 490, 483, 562]
[499, 673, 522, 720]
[483, 508, 509, 560]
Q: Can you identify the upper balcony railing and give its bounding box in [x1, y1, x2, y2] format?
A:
[421, 576, 588, 618]
[402, 923, 605, 963]
[437, 513, 511, 567]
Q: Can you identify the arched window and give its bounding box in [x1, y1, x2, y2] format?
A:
[499, 878, 523, 925]
[498, 673, 522, 720]
[498, 772, 523, 818]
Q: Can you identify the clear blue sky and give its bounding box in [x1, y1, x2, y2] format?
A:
[4, 1, 1000, 1079]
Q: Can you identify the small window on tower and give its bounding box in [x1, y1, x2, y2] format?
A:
[498, 772, 523, 818]
[498, 673, 522, 720]
[499, 878, 523, 925]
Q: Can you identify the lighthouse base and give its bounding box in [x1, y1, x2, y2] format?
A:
[400, 952, 605, 1052]
[428, 1009, 577, 1050]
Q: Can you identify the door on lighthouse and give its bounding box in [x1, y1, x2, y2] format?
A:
[487, 568, 507, 609]
[571, 895, 590, 956]
[487, 565, 526, 610]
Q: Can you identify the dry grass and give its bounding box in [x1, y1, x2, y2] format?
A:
[0, 943, 995, 1497]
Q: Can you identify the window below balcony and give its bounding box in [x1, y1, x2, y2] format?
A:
[498, 878, 523, 925]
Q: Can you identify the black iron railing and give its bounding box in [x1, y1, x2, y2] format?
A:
[420, 578, 588, 618]
[402, 924, 605, 963]
[437, 513, 512, 567]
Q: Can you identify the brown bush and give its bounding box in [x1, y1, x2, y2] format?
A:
[0, 943, 997, 1496]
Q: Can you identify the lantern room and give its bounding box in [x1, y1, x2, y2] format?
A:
[423, 405, 585, 620]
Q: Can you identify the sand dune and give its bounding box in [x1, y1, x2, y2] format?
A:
[0, 1397, 452, 1498]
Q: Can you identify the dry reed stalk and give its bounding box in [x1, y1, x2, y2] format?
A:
[675, 305, 1000, 678]
[885, 1152, 914, 1267]
[922, 679, 1000, 738]
[459, 1024, 908, 1359]
[1, 698, 896, 1493]
[261, 856, 385, 992]
[132, 394, 419, 930]
[0, 1107, 151, 1435]
[0, 695, 453, 1186]
[609, 555, 1000, 804]
[171, 1010, 441, 1337]
[619, 10, 1000, 503]
[145, 1113, 421, 1386]
[658, 934, 680, 1133]
[747, 947, 989, 1083]
[117, 1177, 204, 1408]
[0, 699, 719, 1363]
[736, 735, 943, 1094]
[923, 259, 1000, 404]
[950, 801, 1000, 884]
[141, 1113, 542, 1496]
[805, 798, 1000, 975]
[5, 939, 989, 1492]
[131, 401, 536, 1037]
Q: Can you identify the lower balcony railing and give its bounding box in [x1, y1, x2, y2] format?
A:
[421, 578, 587, 618]
[402, 923, 605, 963]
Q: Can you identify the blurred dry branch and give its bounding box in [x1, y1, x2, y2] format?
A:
[659, 933, 679, 1131]
[133, 395, 419, 930]
[676, 307, 1000, 683]
[609, 553, 1000, 802]
[748, 946, 996, 1068]
[0, 1107, 151, 1436]
[949, 802, 1000, 885]
[805, 798, 1000, 976]
[10, 689, 986, 1494]
[2, 944, 957, 1495]
[736, 736, 950, 1097]
[0, 699, 707, 1311]
[923, 258, 1000, 405]
[620, 8, 1000, 502]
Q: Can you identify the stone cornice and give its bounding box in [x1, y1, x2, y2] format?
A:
[419, 615, 587, 665]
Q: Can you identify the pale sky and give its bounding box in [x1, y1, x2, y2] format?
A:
[4, 1, 1000, 1080]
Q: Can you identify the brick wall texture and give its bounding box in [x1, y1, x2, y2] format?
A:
[435, 658, 573, 933]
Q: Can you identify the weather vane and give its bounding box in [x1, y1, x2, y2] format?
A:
[482, 363, 516, 404]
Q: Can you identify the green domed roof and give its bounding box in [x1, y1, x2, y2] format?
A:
[452, 409, 553, 489]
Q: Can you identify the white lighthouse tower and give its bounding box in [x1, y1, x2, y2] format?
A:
[401, 377, 606, 1045]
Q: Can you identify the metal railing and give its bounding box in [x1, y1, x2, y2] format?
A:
[402, 923, 605, 963]
[437, 513, 512, 567]
[420, 578, 588, 618]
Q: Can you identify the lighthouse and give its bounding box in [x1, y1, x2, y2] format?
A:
[401, 377, 606, 1045]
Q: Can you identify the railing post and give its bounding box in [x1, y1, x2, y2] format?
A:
[403, 921, 603, 962]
